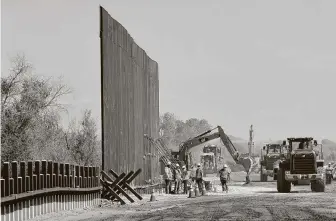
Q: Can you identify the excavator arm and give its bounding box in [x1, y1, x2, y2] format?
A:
[179, 126, 253, 182]
[216, 126, 253, 175]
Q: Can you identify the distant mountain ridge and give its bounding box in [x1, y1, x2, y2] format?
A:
[228, 135, 246, 142]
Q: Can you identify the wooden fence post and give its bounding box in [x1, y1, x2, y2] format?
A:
[92, 167, 96, 187]
[28, 161, 34, 219]
[1, 161, 101, 221]
[75, 166, 79, 188]
[88, 166, 92, 206]
[12, 162, 18, 195]
[18, 176, 23, 220]
[41, 160, 47, 214]
[53, 162, 59, 213]
[20, 162, 26, 193]
[3, 162, 9, 197]
[47, 161, 53, 213]
[60, 163, 64, 188]
[28, 161, 33, 191]
[47, 161, 53, 188]
[65, 163, 70, 210]
[80, 166, 84, 207]
[59, 163, 64, 210]
[34, 161, 40, 190]
[75, 165, 80, 208]
[53, 162, 59, 187]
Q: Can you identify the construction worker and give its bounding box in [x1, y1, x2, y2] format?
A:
[227, 166, 232, 182]
[326, 162, 333, 184]
[181, 165, 190, 194]
[218, 164, 230, 192]
[190, 165, 196, 183]
[173, 164, 182, 194]
[163, 162, 173, 194]
[195, 163, 203, 192]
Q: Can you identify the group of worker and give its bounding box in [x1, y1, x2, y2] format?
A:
[163, 161, 231, 194]
[163, 162, 202, 194]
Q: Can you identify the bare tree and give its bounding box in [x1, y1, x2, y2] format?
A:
[1, 54, 32, 108]
[1, 54, 71, 162]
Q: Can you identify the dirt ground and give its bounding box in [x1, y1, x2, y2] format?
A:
[29, 172, 336, 221]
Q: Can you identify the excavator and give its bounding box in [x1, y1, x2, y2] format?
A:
[178, 126, 254, 184]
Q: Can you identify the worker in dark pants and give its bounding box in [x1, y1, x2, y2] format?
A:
[218, 164, 229, 193]
[181, 165, 190, 194]
[174, 164, 182, 194]
[195, 163, 203, 192]
[326, 163, 333, 184]
[190, 165, 196, 184]
[163, 162, 173, 194]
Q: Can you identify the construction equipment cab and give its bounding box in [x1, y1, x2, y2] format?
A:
[277, 137, 325, 193]
[201, 144, 222, 176]
[260, 143, 285, 182]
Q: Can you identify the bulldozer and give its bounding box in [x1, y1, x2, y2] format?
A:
[277, 137, 326, 193]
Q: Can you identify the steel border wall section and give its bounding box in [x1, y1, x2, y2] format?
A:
[100, 6, 159, 186]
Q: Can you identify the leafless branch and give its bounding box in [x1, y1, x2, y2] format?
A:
[1, 54, 32, 107]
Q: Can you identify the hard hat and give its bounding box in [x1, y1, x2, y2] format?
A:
[182, 165, 186, 169]
[223, 164, 228, 168]
[176, 163, 179, 167]
[328, 163, 331, 165]
[197, 163, 201, 167]
[167, 162, 171, 165]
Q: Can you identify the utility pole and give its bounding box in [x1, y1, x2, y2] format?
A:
[248, 125, 255, 157]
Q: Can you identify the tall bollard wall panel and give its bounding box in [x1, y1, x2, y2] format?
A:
[100, 6, 160, 186]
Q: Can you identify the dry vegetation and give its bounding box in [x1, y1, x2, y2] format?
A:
[158, 112, 247, 171]
[159, 112, 336, 172]
[1, 54, 101, 166]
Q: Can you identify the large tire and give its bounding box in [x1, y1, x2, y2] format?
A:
[277, 167, 291, 193]
[312, 167, 326, 192]
[260, 165, 268, 182]
[311, 181, 316, 191]
[311, 179, 325, 192]
[273, 162, 280, 181]
[262, 174, 268, 182]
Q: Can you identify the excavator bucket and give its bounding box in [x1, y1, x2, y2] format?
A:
[240, 157, 253, 184]
[241, 157, 253, 173]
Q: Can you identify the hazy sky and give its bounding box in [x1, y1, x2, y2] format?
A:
[2, 0, 336, 141]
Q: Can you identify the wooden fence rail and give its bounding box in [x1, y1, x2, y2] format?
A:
[1, 160, 101, 221]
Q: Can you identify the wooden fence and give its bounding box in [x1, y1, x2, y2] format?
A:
[100, 6, 160, 186]
[1, 160, 101, 221]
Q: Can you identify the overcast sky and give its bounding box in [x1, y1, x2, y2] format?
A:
[2, 0, 336, 141]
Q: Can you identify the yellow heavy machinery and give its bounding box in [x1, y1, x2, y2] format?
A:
[260, 143, 286, 182]
[178, 126, 253, 183]
[277, 137, 325, 192]
[145, 126, 253, 183]
[200, 144, 223, 176]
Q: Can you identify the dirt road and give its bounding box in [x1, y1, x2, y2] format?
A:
[30, 172, 336, 221]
